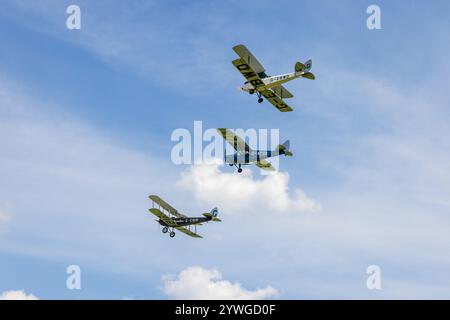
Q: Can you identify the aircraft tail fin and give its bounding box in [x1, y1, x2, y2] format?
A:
[276, 140, 293, 156]
[295, 60, 315, 80]
[203, 207, 221, 222]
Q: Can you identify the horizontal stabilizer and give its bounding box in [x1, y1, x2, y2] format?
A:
[302, 72, 315, 80]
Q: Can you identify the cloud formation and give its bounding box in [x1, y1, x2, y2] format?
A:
[1, 1, 450, 299]
[162, 266, 278, 300]
[177, 162, 321, 214]
[0, 290, 38, 300]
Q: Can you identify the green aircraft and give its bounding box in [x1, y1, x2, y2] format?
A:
[148, 195, 221, 238]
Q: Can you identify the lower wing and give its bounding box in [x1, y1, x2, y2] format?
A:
[271, 85, 294, 99]
[260, 89, 293, 112]
[256, 159, 276, 171]
[149, 208, 177, 227]
[175, 226, 203, 238]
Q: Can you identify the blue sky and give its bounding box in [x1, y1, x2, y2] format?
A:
[1, 0, 450, 299]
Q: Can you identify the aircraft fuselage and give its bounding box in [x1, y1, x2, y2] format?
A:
[241, 72, 301, 92]
[224, 150, 280, 165]
[158, 216, 211, 227]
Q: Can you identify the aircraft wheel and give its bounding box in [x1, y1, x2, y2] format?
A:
[162, 227, 168, 234]
[258, 98, 263, 103]
[169, 231, 176, 238]
[249, 89, 255, 94]
[237, 168, 243, 173]
[229, 163, 234, 167]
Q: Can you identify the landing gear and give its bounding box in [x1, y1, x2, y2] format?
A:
[231, 163, 243, 173]
[249, 89, 255, 95]
[256, 91, 263, 103]
[164, 226, 175, 238]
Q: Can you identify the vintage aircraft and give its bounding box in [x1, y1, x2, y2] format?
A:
[217, 128, 293, 173]
[148, 195, 221, 238]
[232, 44, 315, 112]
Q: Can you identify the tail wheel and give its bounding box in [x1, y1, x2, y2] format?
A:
[169, 231, 176, 238]
[162, 227, 168, 234]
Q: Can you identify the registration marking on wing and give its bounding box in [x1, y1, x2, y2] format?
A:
[232, 58, 266, 91]
[260, 90, 293, 112]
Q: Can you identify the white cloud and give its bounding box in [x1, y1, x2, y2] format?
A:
[0, 290, 38, 300]
[162, 267, 278, 300]
[177, 162, 321, 214]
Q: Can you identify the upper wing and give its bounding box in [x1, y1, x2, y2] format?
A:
[149, 208, 177, 227]
[260, 89, 293, 112]
[232, 58, 266, 91]
[255, 159, 276, 171]
[233, 44, 266, 75]
[149, 195, 186, 218]
[271, 85, 294, 99]
[175, 226, 203, 238]
[217, 128, 252, 152]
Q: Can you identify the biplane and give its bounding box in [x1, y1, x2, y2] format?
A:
[217, 128, 293, 173]
[148, 195, 221, 238]
[232, 44, 315, 112]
